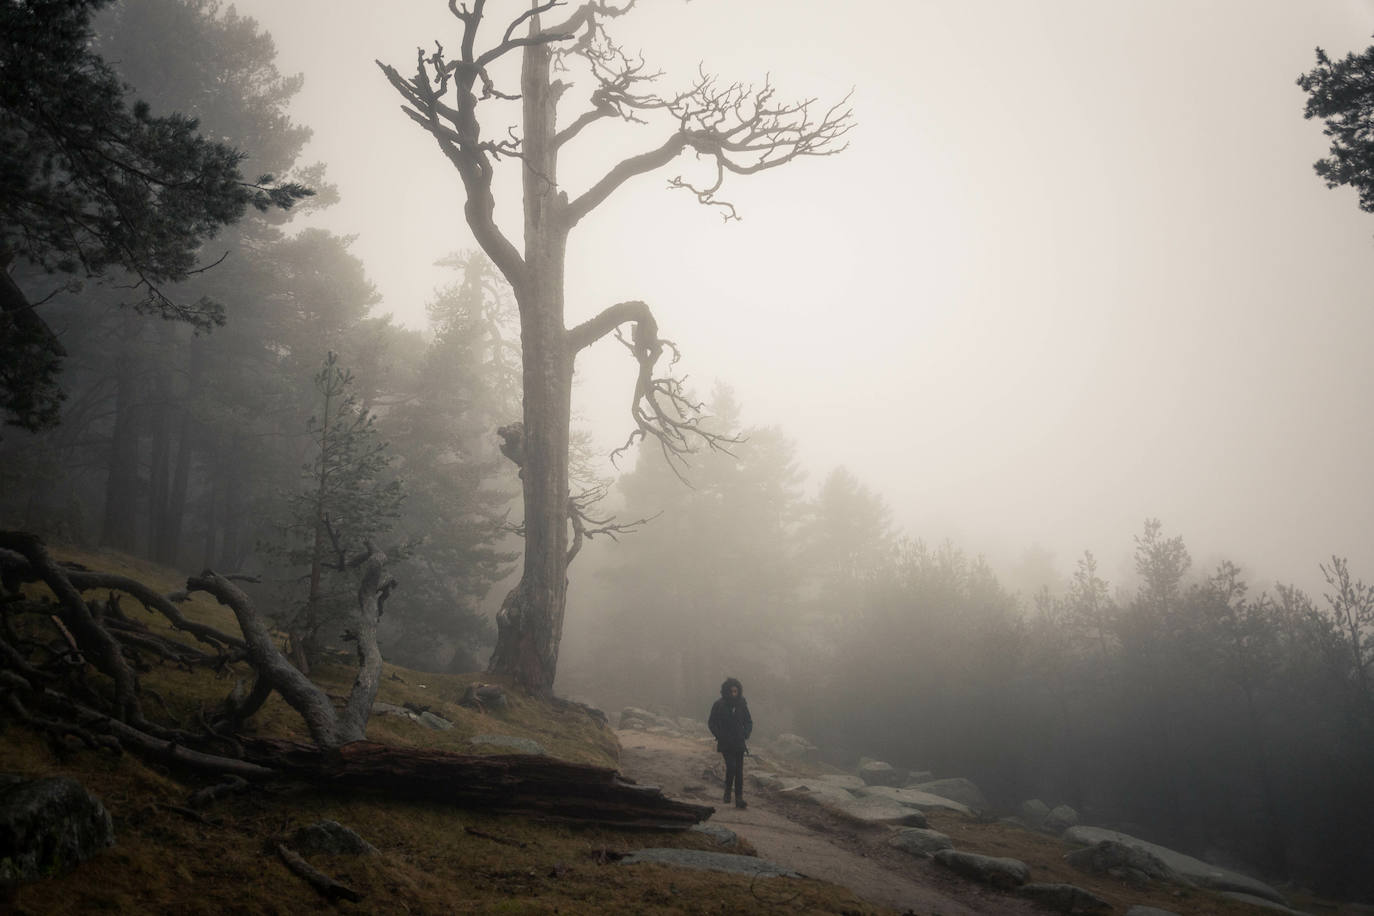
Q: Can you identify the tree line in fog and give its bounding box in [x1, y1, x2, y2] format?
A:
[561, 424, 1374, 899]
[0, 0, 520, 674]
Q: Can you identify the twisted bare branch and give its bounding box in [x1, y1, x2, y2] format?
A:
[567, 300, 739, 479]
[567, 484, 659, 565]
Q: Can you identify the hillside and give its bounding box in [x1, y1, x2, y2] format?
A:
[0, 544, 890, 914]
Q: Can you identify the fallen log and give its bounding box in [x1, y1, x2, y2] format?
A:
[241, 737, 714, 828]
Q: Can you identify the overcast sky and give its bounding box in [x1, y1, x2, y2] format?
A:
[226, 0, 1374, 598]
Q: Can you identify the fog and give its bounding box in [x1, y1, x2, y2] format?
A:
[7, 0, 1374, 899]
[226, 0, 1374, 598]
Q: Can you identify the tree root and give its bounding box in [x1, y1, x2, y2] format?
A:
[274, 843, 363, 903]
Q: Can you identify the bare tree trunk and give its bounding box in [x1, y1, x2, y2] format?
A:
[487, 36, 572, 698]
[219, 451, 243, 569]
[100, 325, 141, 552]
[160, 400, 193, 565]
[157, 334, 200, 566]
[200, 452, 219, 568]
[146, 363, 172, 560]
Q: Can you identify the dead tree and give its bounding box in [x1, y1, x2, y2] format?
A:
[0, 532, 710, 825]
[378, 0, 852, 696]
[0, 532, 390, 750]
[187, 546, 394, 748]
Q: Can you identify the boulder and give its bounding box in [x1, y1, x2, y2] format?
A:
[290, 820, 376, 856]
[559, 695, 607, 720]
[418, 711, 453, 730]
[0, 776, 114, 884]
[856, 758, 906, 787]
[1017, 883, 1111, 913]
[618, 707, 683, 733]
[468, 734, 546, 755]
[771, 733, 818, 759]
[749, 772, 784, 790]
[888, 827, 953, 857]
[775, 781, 859, 808]
[933, 849, 1031, 888]
[1063, 826, 1289, 906]
[1217, 892, 1308, 914]
[852, 784, 973, 816]
[675, 717, 710, 738]
[813, 773, 866, 790]
[459, 682, 508, 711]
[1042, 803, 1079, 833]
[1019, 798, 1050, 828]
[373, 703, 454, 729]
[689, 824, 739, 848]
[645, 725, 681, 737]
[617, 707, 657, 729]
[618, 848, 799, 878]
[828, 795, 930, 827]
[1064, 840, 1184, 887]
[908, 777, 989, 812]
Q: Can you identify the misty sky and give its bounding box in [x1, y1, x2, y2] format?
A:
[225, 0, 1374, 597]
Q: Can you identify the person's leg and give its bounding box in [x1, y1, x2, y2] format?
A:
[721, 752, 735, 803]
[732, 750, 746, 808]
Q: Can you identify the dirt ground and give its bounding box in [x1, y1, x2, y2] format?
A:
[615, 729, 1044, 915]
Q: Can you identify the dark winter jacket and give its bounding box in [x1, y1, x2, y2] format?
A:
[708, 677, 753, 753]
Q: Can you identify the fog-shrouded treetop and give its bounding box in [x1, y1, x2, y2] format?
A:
[0, 0, 311, 431]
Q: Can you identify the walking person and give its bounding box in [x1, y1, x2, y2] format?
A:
[708, 677, 753, 809]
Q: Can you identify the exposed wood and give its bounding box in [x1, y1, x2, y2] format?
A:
[241, 737, 714, 827]
[187, 570, 343, 747]
[0, 532, 143, 721]
[274, 843, 363, 903]
[187, 775, 249, 809]
[0, 550, 247, 651]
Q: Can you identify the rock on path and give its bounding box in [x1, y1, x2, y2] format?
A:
[619, 848, 800, 877]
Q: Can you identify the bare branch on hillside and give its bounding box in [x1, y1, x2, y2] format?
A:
[275, 843, 364, 903]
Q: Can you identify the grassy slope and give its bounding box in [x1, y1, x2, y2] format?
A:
[0, 547, 890, 915]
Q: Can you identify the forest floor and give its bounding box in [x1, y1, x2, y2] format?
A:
[616, 729, 1322, 916]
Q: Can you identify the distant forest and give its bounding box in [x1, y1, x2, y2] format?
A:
[560, 414, 1374, 900]
[2, 0, 1372, 903]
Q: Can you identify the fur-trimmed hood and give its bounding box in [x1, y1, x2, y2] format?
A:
[719, 677, 744, 699]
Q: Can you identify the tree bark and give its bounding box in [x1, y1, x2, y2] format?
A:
[101, 324, 141, 552]
[157, 331, 200, 567]
[487, 32, 572, 697]
[146, 360, 172, 561]
[240, 737, 713, 827]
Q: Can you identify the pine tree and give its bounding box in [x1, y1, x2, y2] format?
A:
[274, 351, 403, 671]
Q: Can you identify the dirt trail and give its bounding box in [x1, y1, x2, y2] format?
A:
[616, 730, 1040, 916]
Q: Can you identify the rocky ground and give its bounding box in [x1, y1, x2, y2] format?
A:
[616, 728, 1043, 914]
[613, 724, 1346, 916]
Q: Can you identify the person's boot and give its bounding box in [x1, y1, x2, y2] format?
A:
[722, 787, 732, 804]
[734, 794, 747, 810]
